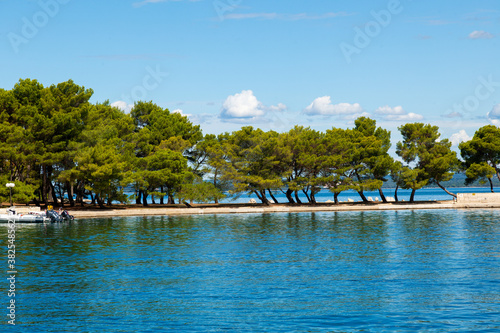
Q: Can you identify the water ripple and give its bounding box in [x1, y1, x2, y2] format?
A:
[1, 210, 499, 332]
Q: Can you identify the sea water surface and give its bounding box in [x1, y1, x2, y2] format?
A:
[223, 187, 496, 204]
[2, 209, 500, 332]
[127, 186, 496, 204]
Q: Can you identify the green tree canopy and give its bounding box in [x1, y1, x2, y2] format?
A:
[351, 117, 394, 202]
[459, 125, 500, 192]
[397, 123, 459, 201]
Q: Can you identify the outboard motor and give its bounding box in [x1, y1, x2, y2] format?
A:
[60, 210, 74, 221]
[46, 210, 62, 223]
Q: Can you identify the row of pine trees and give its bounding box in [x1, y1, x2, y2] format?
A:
[1, 79, 499, 207]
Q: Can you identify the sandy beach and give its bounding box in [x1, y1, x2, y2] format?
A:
[65, 199, 500, 219]
[3, 193, 499, 219]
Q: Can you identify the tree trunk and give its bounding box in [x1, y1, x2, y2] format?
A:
[136, 190, 142, 205]
[213, 170, 219, 204]
[302, 188, 311, 203]
[334, 192, 340, 204]
[98, 196, 105, 209]
[488, 178, 494, 193]
[96, 195, 105, 209]
[394, 185, 399, 202]
[151, 194, 156, 205]
[42, 165, 49, 205]
[59, 184, 65, 207]
[160, 186, 164, 205]
[409, 189, 416, 202]
[294, 190, 302, 204]
[42, 165, 50, 206]
[357, 190, 368, 203]
[267, 189, 279, 204]
[66, 182, 75, 207]
[260, 190, 270, 205]
[284, 189, 295, 204]
[254, 190, 270, 205]
[213, 169, 218, 187]
[143, 191, 149, 206]
[310, 189, 317, 204]
[436, 181, 457, 198]
[76, 181, 85, 207]
[56, 183, 64, 208]
[168, 193, 175, 204]
[45, 165, 58, 205]
[50, 181, 59, 205]
[378, 188, 387, 203]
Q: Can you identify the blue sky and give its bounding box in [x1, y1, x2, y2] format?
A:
[1, 0, 499, 149]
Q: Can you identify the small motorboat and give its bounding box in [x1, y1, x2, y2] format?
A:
[0, 208, 50, 223]
[0, 207, 75, 223]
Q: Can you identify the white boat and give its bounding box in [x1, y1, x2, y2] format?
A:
[0, 207, 74, 223]
[0, 208, 49, 223]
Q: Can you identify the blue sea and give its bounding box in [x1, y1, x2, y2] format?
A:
[223, 186, 496, 204]
[127, 186, 497, 205]
[2, 208, 499, 332]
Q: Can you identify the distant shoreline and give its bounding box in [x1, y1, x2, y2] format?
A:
[64, 200, 500, 219]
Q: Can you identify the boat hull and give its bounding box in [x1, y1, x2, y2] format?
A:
[0, 214, 49, 223]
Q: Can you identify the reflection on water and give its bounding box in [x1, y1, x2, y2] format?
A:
[2, 210, 500, 332]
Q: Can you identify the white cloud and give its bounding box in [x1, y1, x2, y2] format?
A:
[304, 96, 363, 116]
[111, 100, 133, 113]
[468, 30, 494, 39]
[374, 105, 424, 121]
[220, 90, 265, 119]
[375, 105, 406, 115]
[342, 112, 372, 121]
[442, 111, 463, 118]
[488, 104, 500, 118]
[191, 113, 216, 125]
[385, 112, 424, 121]
[172, 109, 191, 117]
[224, 13, 278, 20]
[222, 12, 350, 21]
[269, 103, 287, 112]
[488, 104, 500, 125]
[450, 130, 471, 146]
[219, 90, 288, 124]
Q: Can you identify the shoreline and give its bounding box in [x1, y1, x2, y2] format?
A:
[66, 201, 500, 219]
